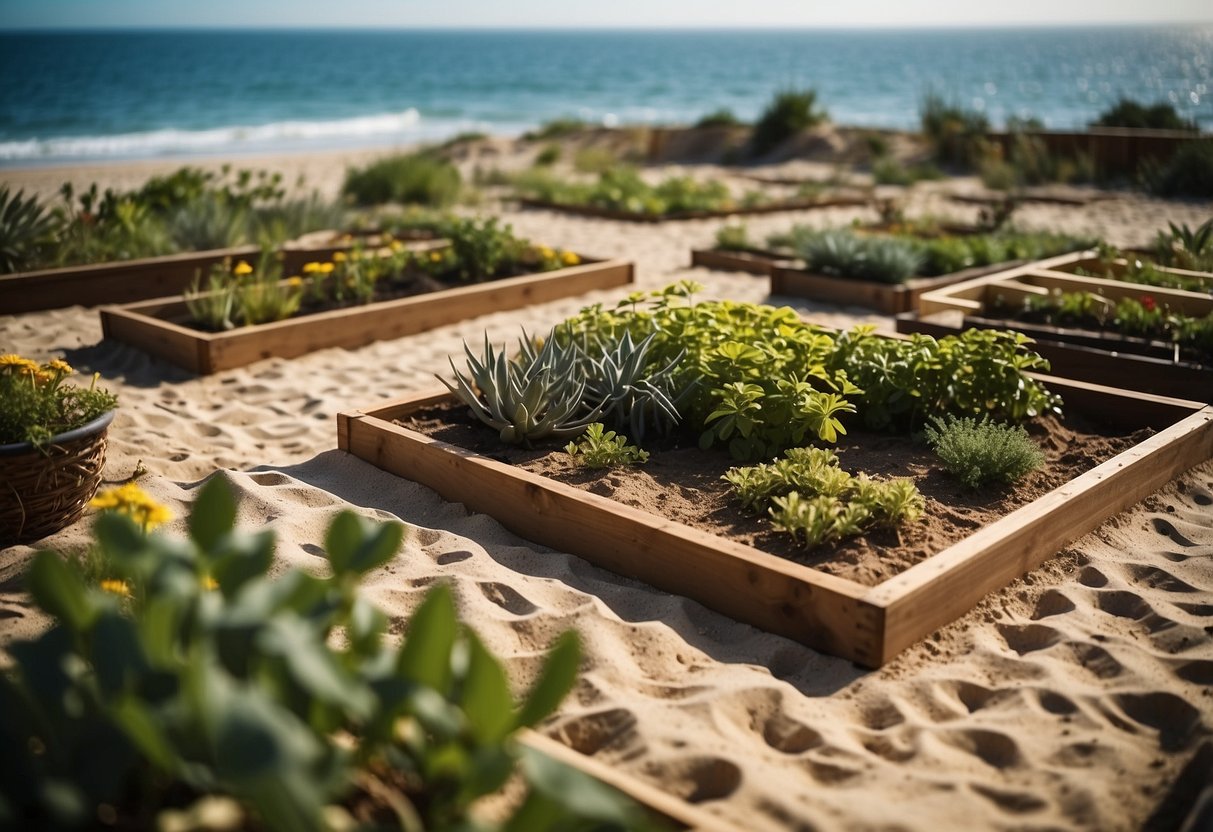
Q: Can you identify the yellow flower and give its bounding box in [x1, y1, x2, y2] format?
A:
[429, 252, 443, 263]
[318, 263, 335, 275]
[332, 251, 347, 262]
[0, 354, 38, 375]
[561, 251, 581, 267]
[538, 245, 555, 260]
[202, 575, 219, 591]
[100, 579, 132, 597]
[303, 262, 322, 274]
[90, 482, 173, 531]
[389, 240, 404, 253]
[287, 276, 304, 288]
[46, 358, 74, 375]
[233, 261, 254, 277]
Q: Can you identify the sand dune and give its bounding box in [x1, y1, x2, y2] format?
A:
[2, 158, 1211, 830]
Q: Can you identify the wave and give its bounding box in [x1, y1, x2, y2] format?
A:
[0, 108, 504, 162]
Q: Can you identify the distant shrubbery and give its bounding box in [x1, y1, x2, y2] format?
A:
[695, 108, 743, 128]
[920, 92, 990, 169]
[748, 89, 829, 157]
[1092, 97, 1198, 132]
[1142, 139, 1213, 198]
[342, 151, 462, 207]
[523, 117, 589, 141]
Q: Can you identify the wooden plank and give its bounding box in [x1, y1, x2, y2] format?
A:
[870, 407, 1213, 663]
[519, 731, 737, 832]
[1023, 271, 1213, 315]
[689, 248, 794, 277]
[101, 259, 634, 374]
[339, 398, 884, 666]
[517, 195, 870, 223]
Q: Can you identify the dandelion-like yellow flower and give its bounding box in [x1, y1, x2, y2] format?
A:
[318, 263, 335, 274]
[389, 240, 404, 253]
[333, 251, 347, 262]
[202, 575, 219, 591]
[538, 245, 555, 259]
[560, 251, 581, 266]
[1, 354, 38, 375]
[90, 482, 173, 531]
[429, 252, 443, 263]
[287, 276, 304, 288]
[303, 262, 322, 274]
[100, 579, 132, 597]
[233, 261, 254, 277]
[46, 358, 74, 375]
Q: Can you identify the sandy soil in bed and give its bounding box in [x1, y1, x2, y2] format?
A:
[3, 146, 1212, 831]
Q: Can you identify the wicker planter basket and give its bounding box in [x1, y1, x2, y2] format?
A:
[0, 411, 115, 546]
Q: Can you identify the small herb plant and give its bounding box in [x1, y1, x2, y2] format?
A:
[0, 354, 117, 447]
[714, 223, 751, 251]
[0, 478, 654, 830]
[724, 447, 924, 547]
[565, 423, 649, 468]
[924, 415, 1045, 489]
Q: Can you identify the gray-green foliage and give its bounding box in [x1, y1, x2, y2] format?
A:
[583, 330, 683, 441]
[0, 477, 656, 830]
[441, 331, 606, 445]
[724, 447, 924, 547]
[0, 186, 60, 273]
[795, 229, 925, 284]
[923, 414, 1045, 489]
[565, 423, 649, 468]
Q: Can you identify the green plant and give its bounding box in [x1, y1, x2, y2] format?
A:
[1, 477, 654, 830]
[724, 446, 924, 547]
[236, 251, 302, 325]
[523, 117, 589, 141]
[871, 158, 942, 186]
[919, 92, 990, 169]
[534, 143, 562, 166]
[0, 187, 61, 273]
[695, 109, 742, 128]
[446, 216, 523, 281]
[924, 414, 1045, 489]
[441, 332, 606, 445]
[748, 88, 828, 157]
[0, 354, 117, 447]
[1092, 97, 1197, 131]
[795, 229, 924, 284]
[164, 191, 250, 251]
[565, 422, 649, 467]
[583, 330, 683, 441]
[342, 152, 462, 207]
[1154, 219, 1213, 272]
[714, 223, 751, 251]
[572, 147, 618, 174]
[1143, 139, 1213, 198]
[184, 260, 242, 331]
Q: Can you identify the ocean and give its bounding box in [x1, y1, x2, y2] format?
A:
[1, 27, 1210, 166]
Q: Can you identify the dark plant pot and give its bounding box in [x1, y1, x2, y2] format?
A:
[0, 410, 115, 546]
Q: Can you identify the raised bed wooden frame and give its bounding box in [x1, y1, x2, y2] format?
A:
[337, 383, 1213, 668]
[689, 246, 793, 276]
[99, 257, 634, 375]
[517, 194, 870, 223]
[0, 239, 388, 315]
[906, 262, 1213, 399]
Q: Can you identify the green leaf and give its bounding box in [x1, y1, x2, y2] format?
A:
[323, 511, 363, 576]
[323, 512, 402, 577]
[348, 595, 388, 656]
[516, 631, 580, 728]
[26, 552, 95, 632]
[90, 610, 148, 696]
[94, 512, 147, 562]
[397, 585, 457, 695]
[349, 519, 404, 576]
[519, 745, 651, 828]
[189, 477, 237, 552]
[210, 529, 274, 597]
[109, 696, 175, 771]
[259, 615, 373, 718]
[459, 631, 515, 743]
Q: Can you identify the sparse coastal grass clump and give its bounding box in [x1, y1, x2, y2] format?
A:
[747, 88, 829, 157]
[341, 150, 463, 207]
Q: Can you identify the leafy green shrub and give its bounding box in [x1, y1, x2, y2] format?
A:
[924, 415, 1045, 488]
[715, 223, 751, 250]
[695, 109, 742, 128]
[795, 229, 924, 284]
[748, 89, 829, 157]
[524, 117, 588, 141]
[724, 447, 924, 547]
[535, 143, 562, 166]
[573, 146, 618, 174]
[0, 187, 60, 273]
[446, 216, 522, 281]
[871, 158, 943, 186]
[342, 152, 462, 207]
[566, 423, 649, 467]
[0, 354, 117, 446]
[1143, 139, 1213, 198]
[164, 191, 250, 251]
[1092, 98, 1197, 131]
[0, 477, 654, 830]
[1153, 219, 1213, 272]
[920, 92, 990, 169]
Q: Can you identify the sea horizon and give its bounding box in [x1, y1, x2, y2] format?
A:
[2, 25, 1210, 167]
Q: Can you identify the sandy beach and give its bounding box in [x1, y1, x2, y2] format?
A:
[2, 145, 1212, 831]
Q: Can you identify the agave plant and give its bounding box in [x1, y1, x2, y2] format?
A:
[583, 330, 684, 441]
[798, 229, 923, 285]
[0, 186, 60, 273]
[441, 331, 606, 445]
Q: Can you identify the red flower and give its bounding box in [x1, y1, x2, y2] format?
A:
[1140, 295, 1156, 312]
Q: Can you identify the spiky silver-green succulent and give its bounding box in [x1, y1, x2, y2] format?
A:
[440, 331, 606, 445]
[584, 330, 684, 441]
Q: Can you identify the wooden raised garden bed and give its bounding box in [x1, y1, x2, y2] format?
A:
[1043, 251, 1213, 291]
[689, 246, 793, 277]
[100, 257, 633, 375]
[517, 193, 870, 224]
[766, 249, 1086, 315]
[0, 238, 388, 315]
[903, 265, 1213, 399]
[337, 382, 1213, 668]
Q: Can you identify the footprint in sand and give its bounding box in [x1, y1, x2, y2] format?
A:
[640, 756, 742, 803]
[552, 707, 638, 755]
[476, 581, 538, 615]
[1112, 691, 1203, 752]
[997, 621, 1063, 655]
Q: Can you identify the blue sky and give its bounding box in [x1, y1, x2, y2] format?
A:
[3, 0, 1212, 29]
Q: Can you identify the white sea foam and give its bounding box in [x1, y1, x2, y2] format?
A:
[0, 108, 500, 162]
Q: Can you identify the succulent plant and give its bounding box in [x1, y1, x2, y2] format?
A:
[441, 331, 606, 445]
[798, 229, 924, 285]
[584, 330, 684, 441]
[0, 186, 60, 273]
